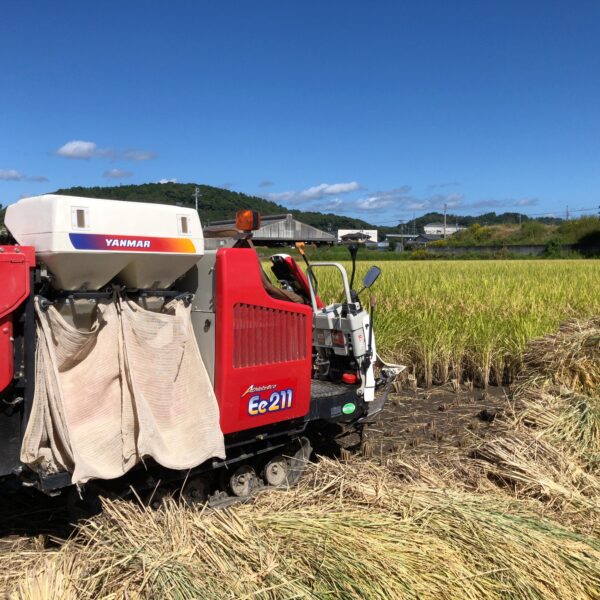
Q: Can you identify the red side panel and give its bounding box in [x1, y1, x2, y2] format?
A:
[215, 248, 313, 434]
[0, 246, 35, 393]
[0, 314, 13, 393]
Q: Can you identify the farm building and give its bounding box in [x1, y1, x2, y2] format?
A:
[338, 229, 378, 243]
[409, 234, 444, 247]
[205, 213, 336, 246]
[423, 222, 465, 235]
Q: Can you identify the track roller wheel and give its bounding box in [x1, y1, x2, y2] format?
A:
[181, 476, 209, 505]
[229, 465, 258, 497]
[263, 455, 289, 487]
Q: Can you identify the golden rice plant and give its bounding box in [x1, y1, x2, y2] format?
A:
[308, 259, 600, 387]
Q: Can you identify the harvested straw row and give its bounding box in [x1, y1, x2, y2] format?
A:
[517, 316, 600, 394]
[510, 316, 600, 470]
[5, 458, 600, 600]
[514, 386, 600, 470]
[471, 431, 600, 533]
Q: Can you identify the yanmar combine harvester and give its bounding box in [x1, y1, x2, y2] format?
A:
[0, 194, 400, 506]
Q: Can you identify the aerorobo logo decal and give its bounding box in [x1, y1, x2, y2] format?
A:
[242, 384, 277, 397]
[69, 233, 196, 253]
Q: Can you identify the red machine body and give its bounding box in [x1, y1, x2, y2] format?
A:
[0, 197, 394, 498]
[0, 246, 35, 393]
[214, 248, 313, 434]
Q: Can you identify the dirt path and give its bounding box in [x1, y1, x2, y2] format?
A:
[363, 385, 509, 462]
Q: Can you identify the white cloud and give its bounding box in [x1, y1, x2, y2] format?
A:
[265, 190, 296, 203]
[266, 181, 361, 204]
[353, 186, 412, 211]
[431, 193, 464, 208]
[514, 197, 538, 207]
[301, 182, 361, 199]
[353, 188, 466, 214]
[159, 178, 177, 184]
[56, 140, 156, 161]
[0, 169, 24, 180]
[356, 196, 395, 210]
[0, 169, 48, 182]
[104, 168, 133, 179]
[56, 140, 100, 159]
[457, 197, 539, 210]
[124, 150, 157, 161]
[324, 198, 344, 210]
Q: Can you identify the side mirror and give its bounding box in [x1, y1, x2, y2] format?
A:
[362, 266, 381, 289]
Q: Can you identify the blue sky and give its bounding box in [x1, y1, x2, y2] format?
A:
[1, 1, 599, 225]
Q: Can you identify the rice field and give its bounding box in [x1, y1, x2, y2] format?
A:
[3, 263, 600, 599]
[312, 259, 600, 386]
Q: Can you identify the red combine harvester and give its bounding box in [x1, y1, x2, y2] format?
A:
[0, 194, 400, 506]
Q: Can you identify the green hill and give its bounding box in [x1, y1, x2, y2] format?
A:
[440, 216, 600, 247]
[386, 211, 563, 236]
[53, 183, 374, 232]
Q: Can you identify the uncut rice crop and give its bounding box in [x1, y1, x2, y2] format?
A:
[308, 259, 600, 387]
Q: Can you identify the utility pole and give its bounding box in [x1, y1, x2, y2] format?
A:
[443, 203, 448, 239]
[193, 186, 201, 214]
[566, 205, 569, 221]
[519, 213, 522, 226]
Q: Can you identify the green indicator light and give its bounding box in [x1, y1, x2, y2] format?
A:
[342, 402, 356, 415]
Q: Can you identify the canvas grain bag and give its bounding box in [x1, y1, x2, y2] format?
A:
[21, 296, 225, 485]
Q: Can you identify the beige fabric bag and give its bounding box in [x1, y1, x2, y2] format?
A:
[21, 297, 225, 485]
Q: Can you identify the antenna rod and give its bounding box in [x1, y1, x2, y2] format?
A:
[443, 203, 448, 239]
[193, 186, 201, 213]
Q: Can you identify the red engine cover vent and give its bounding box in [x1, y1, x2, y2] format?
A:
[233, 303, 307, 368]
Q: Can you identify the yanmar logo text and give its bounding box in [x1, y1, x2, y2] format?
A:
[69, 233, 196, 253]
[241, 383, 277, 398]
[105, 238, 151, 248]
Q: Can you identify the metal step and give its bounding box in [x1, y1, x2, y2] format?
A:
[311, 379, 357, 399]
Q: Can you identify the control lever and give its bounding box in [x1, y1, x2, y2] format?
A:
[364, 292, 376, 371]
[347, 243, 358, 289]
[295, 241, 318, 294]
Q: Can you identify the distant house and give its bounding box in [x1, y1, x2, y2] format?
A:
[338, 229, 378, 243]
[340, 232, 372, 243]
[410, 234, 444, 247]
[423, 222, 465, 236]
